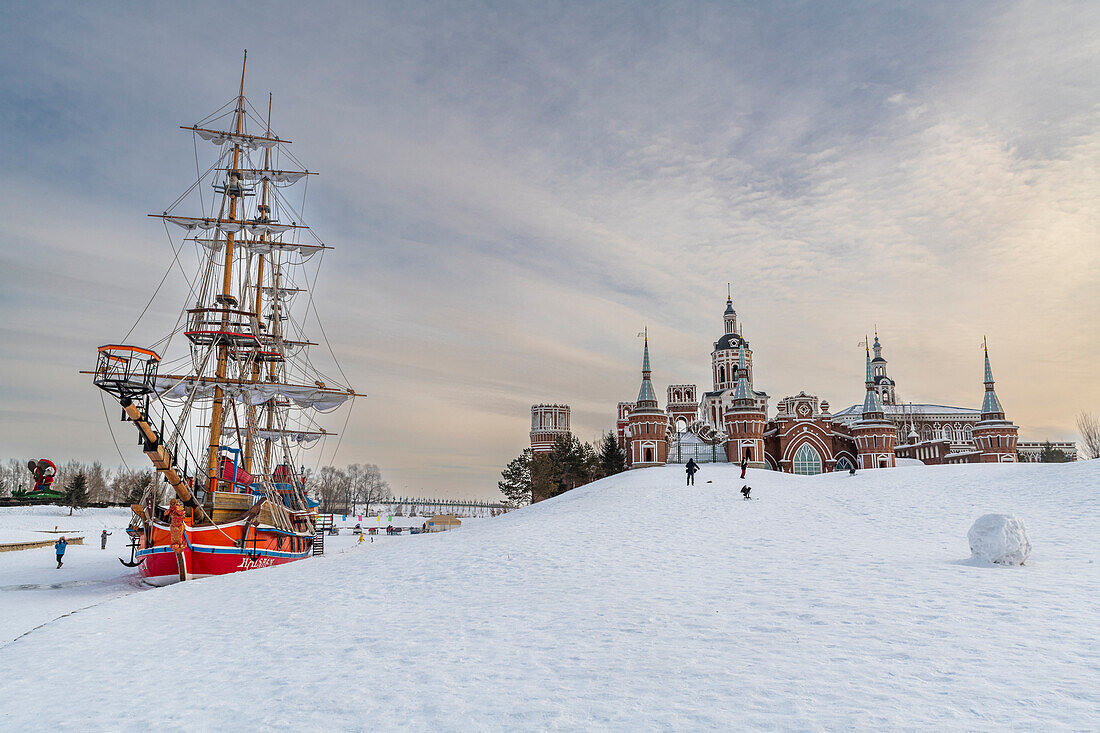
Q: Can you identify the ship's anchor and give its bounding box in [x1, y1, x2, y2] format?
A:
[119, 533, 144, 568]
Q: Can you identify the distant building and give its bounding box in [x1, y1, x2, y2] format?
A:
[1016, 441, 1078, 462]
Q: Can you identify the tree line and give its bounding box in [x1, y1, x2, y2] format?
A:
[497, 432, 627, 507]
[0, 458, 153, 505]
[309, 463, 391, 515]
[0, 457, 391, 515]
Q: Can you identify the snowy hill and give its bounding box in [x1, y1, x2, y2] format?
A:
[2, 462, 1098, 729]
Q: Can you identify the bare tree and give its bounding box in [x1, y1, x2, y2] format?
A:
[313, 465, 350, 513]
[109, 469, 155, 503]
[357, 464, 391, 517]
[1, 458, 26, 497]
[1078, 412, 1100, 460]
[345, 463, 366, 515]
[87, 461, 111, 502]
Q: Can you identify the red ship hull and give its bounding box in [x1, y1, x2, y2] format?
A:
[136, 518, 313, 586]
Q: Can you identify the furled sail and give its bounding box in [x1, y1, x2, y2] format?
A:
[155, 377, 353, 410]
[192, 238, 325, 255]
[237, 169, 309, 184]
[192, 128, 282, 150]
[162, 216, 243, 233]
[158, 215, 306, 235]
[253, 429, 325, 445]
[247, 222, 295, 235]
[262, 287, 300, 300]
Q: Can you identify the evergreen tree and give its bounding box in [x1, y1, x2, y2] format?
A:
[498, 449, 533, 507]
[597, 431, 628, 478]
[541, 435, 598, 499]
[65, 471, 89, 516]
[530, 452, 556, 503]
[1039, 443, 1069, 463]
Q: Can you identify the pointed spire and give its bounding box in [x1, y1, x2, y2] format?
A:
[981, 337, 1004, 419]
[723, 286, 736, 334]
[733, 326, 752, 403]
[636, 327, 657, 407]
[862, 339, 883, 417]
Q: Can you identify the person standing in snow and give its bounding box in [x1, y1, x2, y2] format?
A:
[100, 529, 112, 549]
[685, 458, 699, 486]
[55, 537, 67, 568]
[740, 455, 748, 479]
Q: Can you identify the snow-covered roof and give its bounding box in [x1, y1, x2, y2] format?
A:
[832, 403, 981, 418]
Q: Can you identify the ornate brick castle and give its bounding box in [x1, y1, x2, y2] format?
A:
[612, 293, 1047, 473]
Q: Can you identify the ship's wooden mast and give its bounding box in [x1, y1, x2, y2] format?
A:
[206, 50, 248, 492]
[243, 92, 273, 475]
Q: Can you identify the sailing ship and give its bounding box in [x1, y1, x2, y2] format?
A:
[91, 52, 358, 585]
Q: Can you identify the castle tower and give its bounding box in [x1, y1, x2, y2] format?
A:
[711, 291, 754, 393]
[971, 340, 1018, 463]
[851, 340, 896, 469]
[723, 332, 766, 467]
[628, 331, 668, 468]
[530, 404, 570, 453]
[871, 332, 898, 405]
[666, 384, 699, 433]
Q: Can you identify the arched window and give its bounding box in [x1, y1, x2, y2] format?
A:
[941, 425, 952, 440]
[718, 366, 726, 383]
[793, 444, 822, 476]
[835, 456, 854, 472]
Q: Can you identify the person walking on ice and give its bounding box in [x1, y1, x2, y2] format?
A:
[740, 455, 748, 479]
[54, 536, 67, 568]
[100, 529, 112, 549]
[685, 458, 699, 486]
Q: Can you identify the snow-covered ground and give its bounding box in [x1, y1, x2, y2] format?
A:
[0, 506, 445, 644]
[1, 461, 1097, 730]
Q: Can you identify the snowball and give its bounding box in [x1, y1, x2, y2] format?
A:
[968, 514, 1031, 566]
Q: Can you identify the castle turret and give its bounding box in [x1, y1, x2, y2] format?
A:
[972, 339, 1018, 463]
[627, 331, 668, 467]
[851, 340, 896, 469]
[724, 330, 766, 467]
[530, 404, 570, 453]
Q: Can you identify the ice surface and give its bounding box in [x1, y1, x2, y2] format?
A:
[968, 513, 1032, 565]
[0, 461, 1097, 730]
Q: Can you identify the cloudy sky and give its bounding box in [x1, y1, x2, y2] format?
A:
[1, 1, 1097, 498]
